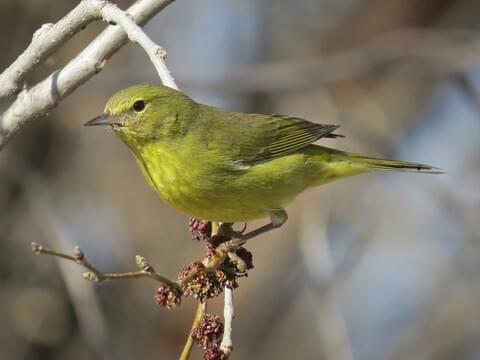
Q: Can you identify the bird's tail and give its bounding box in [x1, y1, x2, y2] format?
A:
[349, 154, 444, 174]
[311, 146, 443, 186]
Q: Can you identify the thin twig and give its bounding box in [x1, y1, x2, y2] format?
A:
[220, 287, 234, 356]
[31, 242, 179, 289]
[100, 3, 178, 90]
[218, 221, 235, 357]
[178, 222, 220, 360]
[179, 302, 207, 360]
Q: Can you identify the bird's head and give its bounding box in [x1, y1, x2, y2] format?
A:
[85, 84, 195, 142]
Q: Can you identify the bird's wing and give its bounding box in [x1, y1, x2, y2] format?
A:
[246, 114, 343, 165]
[207, 111, 343, 166]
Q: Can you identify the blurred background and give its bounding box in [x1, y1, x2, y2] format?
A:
[1, 0, 479, 359]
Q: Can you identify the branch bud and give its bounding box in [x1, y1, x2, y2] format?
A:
[83, 272, 98, 282]
[73, 246, 85, 262]
[31, 242, 43, 254]
[136, 255, 154, 273]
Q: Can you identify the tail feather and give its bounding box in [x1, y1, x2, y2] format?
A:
[311, 146, 443, 186]
[353, 155, 444, 174]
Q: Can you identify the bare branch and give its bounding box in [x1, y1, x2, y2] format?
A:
[100, 2, 178, 89]
[31, 242, 179, 289]
[0, 0, 175, 151]
[0, 0, 103, 98]
[220, 288, 234, 356]
[179, 302, 208, 360]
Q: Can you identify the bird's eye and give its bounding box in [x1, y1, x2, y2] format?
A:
[133, 100, 146, 112]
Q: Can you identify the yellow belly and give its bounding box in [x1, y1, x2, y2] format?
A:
[132, 142, 321, 222]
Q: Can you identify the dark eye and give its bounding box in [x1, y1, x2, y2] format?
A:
[133, 100, 146, 112]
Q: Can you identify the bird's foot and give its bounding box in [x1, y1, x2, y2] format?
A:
[216, 222, 247, 241]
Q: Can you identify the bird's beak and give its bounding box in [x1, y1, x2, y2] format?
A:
[84, 114, 121, 127]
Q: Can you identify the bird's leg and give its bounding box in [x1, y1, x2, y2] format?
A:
[219, 209, 288, 246]
[242, 208, 288, 240]
[217, 223, 236, 238]
[236, 222, 277, 241]
[216, 222, 247, 238]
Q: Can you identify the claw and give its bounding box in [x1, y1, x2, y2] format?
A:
[217, 222, 234, 238]
[238, 222, 247, 234]
[217, 222, 246, 240]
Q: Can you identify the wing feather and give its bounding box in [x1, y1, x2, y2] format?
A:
[203, 108, 343, 166]
[241, 115, 341, 165]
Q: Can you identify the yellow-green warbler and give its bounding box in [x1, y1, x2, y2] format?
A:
[86, 84, 442, 239]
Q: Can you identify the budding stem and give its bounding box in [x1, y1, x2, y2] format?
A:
[31, 242, 179, 289]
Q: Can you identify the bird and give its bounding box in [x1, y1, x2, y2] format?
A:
[85, 84, 442, 240]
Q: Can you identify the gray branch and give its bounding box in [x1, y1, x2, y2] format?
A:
[100, 2, 178, 89]
[0, 0, 103, 98]
[0, 0, 175, 151]
[220, 287, 234, 356]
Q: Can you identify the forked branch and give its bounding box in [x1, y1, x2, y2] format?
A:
[0, 0, 176, 150]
